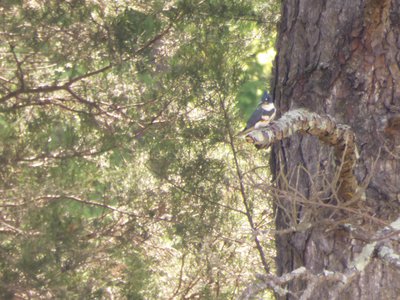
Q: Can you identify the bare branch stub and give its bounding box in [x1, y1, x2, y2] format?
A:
[246, 109, 358, 202]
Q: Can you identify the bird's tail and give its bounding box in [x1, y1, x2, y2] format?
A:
[235, 127, 253, 137]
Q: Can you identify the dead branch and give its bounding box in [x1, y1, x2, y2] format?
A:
[238, 266, 348, 300]
[245, 109, 359, 202]
[239, 216, 400, 300]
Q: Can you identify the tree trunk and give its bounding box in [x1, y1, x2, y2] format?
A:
[272, 0, 400, 299]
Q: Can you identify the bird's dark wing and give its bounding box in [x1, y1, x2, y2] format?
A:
[246, 106, 265, 128]
[237, 106, 265, 136]
[237, 91, 276, 137]
[237, 105, 276, 136]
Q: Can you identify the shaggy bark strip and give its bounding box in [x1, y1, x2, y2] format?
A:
[244, 109, 358, 202]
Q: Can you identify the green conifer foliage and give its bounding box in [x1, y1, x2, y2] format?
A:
[0, 0, 279, 298]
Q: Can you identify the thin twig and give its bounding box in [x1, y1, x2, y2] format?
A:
[219, 95, 271, 274]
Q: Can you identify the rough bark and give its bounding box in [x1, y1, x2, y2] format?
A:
[272, 0, 400, 299]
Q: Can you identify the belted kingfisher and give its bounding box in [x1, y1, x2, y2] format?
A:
[238, 91, 276, 136]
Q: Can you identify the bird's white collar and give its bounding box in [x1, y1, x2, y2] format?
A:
[261, 102, 275, 110]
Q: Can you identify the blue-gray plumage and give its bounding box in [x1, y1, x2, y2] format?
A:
[238, 91, 276, 136]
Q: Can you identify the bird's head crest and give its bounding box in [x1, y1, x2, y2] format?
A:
[261, 91, 273, 103]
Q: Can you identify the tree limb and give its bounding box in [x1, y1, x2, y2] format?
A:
[245, 109, 359, 202]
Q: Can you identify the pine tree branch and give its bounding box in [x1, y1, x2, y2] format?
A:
[245, 109, 359, 202]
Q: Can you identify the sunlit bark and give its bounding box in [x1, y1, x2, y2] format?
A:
[271, 0, 400, 299]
